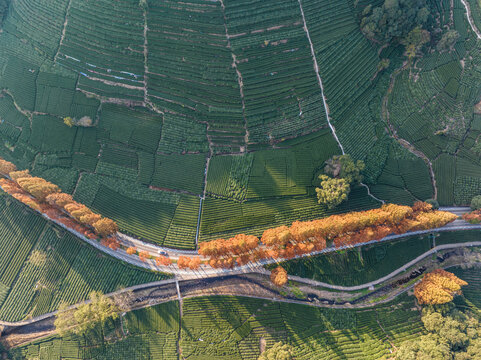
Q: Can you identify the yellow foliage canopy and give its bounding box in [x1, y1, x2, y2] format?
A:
[0, 159, 16, 176]
[414, 269, 468, 305]
[270, 266, 288, 287]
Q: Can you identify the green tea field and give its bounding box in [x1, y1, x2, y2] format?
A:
[271, 230, 481, 286]
[7, 294, 426, 360]
[0, 192, 169, 322]
[2, 0, 478, 249]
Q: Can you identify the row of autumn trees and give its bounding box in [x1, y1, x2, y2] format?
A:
[199, 202, 457, 269]
[0, 157, 118, 239]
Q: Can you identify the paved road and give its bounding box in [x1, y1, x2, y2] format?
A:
[2, 188, 478, 278]
[118, 206, 473, 259]
[460, 0, 481, 39]
[53, 206, 481, 278]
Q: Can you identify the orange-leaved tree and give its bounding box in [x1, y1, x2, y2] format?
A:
[0, 158, 16, 177]
[414, 269, 467, 305]
[138, 251, 150, 262]
[270, 266, 288, 287]
[177, 256, 190, 269]
[126, 247, 137, 255]
[155, 255, 172, 266]
[92, 218, 118, 237]
[188, 257, 202, 270]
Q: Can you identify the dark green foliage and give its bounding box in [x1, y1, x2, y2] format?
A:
[425, 198, 439, 210]
[361, 0, 431, 44]
[470, 195, 481, 210]
[0, 0, 8, 26]
[324, 154, 365, 185]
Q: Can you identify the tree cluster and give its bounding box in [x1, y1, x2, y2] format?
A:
[0, 158, 16, 177]
[63, 116, 93, 128]
[463, 210, 481, 224]
[470, 195, 481, 211]
[177, 256, 202, 270]
[197, 202, 456, 273]
[316, 155, 365, 209]
[395, 302, 481, 359]
[138, 251, 150, 262]
[360, 0, 431, 45]
[46, 192, 118, 237]
[414, 269, 468, 305]
[155, 255, 172, 266]
[258, 341, 294, 360]
[437, 30, 459, 52]
[463, 196, 481, 223]
[199, 234, 259, 258]
[54, 291, 119, 337]
[100, 236, 120, 250]
[0, 157, 118, 239]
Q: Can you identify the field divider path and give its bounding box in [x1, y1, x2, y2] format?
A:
[382, 61, 438, 199]
[219, 0, 249, 147]
[175, 279, 183, 318]
[53, 0, 73, 64]
[296, 0, 383, 204]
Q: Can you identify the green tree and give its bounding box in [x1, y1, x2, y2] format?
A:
[396, 303, 481, 359]
[54, 291, 119, 336]
[401, 26, 431, 59]
[316, 175, 350, 209]
[361, 0, 431, 45]
[395, 333, 452, 360]
[471, 195, 481, 210]
[63, 117, 75, 127]
[425, 198, 439, 210]
[437, 30, 459, 52]
[259, 342, 294, 360]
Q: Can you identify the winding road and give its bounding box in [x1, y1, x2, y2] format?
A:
[1, 238, 479, 329]
[114, 206, 478, 277]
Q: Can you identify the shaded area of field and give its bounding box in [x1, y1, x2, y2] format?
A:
[271, 230, 480, 286]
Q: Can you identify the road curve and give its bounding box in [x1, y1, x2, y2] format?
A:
[2, 240, 480, 327]
[34, 204, 481, 277]
[0, 185, 477, 278]
[284, 240, 481, 291]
